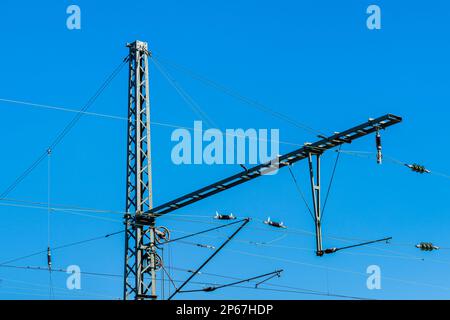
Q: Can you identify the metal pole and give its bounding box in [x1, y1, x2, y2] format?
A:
[308, 152, 323, 256]
[316, 154, 322, 256]
[123, 40, 157, 300]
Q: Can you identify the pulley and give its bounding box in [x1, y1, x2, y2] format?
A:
[155, 226, 170, 243]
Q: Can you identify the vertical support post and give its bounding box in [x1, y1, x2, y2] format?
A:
[123, 40, 158, 300]
[375, 127, 382, 164]
[308, 152, 323, 256]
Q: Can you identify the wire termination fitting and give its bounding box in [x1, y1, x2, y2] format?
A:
[416, 242, 439, 251]
[405, 163, 430, 174]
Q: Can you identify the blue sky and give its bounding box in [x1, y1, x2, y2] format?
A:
[0, 0, 450, 299]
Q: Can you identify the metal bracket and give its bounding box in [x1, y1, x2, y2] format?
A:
[307, 152, 323, 256]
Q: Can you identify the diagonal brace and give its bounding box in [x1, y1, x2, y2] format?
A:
[167, 218, 250, 300]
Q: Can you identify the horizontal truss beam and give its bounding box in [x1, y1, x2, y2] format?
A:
[145, 114, 402, 218]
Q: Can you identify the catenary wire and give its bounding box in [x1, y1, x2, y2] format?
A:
[0, 230, 124, 266]
[152, 55, 327, 136]
[0, 56, 128, 200]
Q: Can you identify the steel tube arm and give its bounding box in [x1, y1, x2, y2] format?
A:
[167, 218, 250, 300]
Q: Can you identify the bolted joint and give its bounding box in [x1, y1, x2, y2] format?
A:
[123, 213, 134, 226]
[126, 40, 151, 56]
[324, 247, 338, 254]
[135, 214, 155, 226]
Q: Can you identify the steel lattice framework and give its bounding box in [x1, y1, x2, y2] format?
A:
[120, 39, 403, 298]
[123, 40, 158, 300]
[144, 114, 402, 218]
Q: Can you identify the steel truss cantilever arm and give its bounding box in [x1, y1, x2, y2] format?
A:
[145, 114, 402, 219]
[167, 218, 250, 300]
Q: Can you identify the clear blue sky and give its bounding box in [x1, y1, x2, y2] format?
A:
[0, 0, 450, 299]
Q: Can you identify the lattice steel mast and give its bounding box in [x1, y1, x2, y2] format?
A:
[120, 40, 402, 298]
[123, 40, 159, 300]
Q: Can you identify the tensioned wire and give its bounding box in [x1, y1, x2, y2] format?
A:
[0, 204, 436, 268]
[151, 57, 219, 130]
[2, 197, 449, 253]
[336, 149, 450, 180]
[0, 230, 124, 266]
[0, 97, 301, 148]
[1, 217, 449, 297]
[0, 55, 129, 200]
[151, 54, 328, 137]
[0, 264, 370, 300]
[0, 274, 118, 299]
[2, 255, 447, 299]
